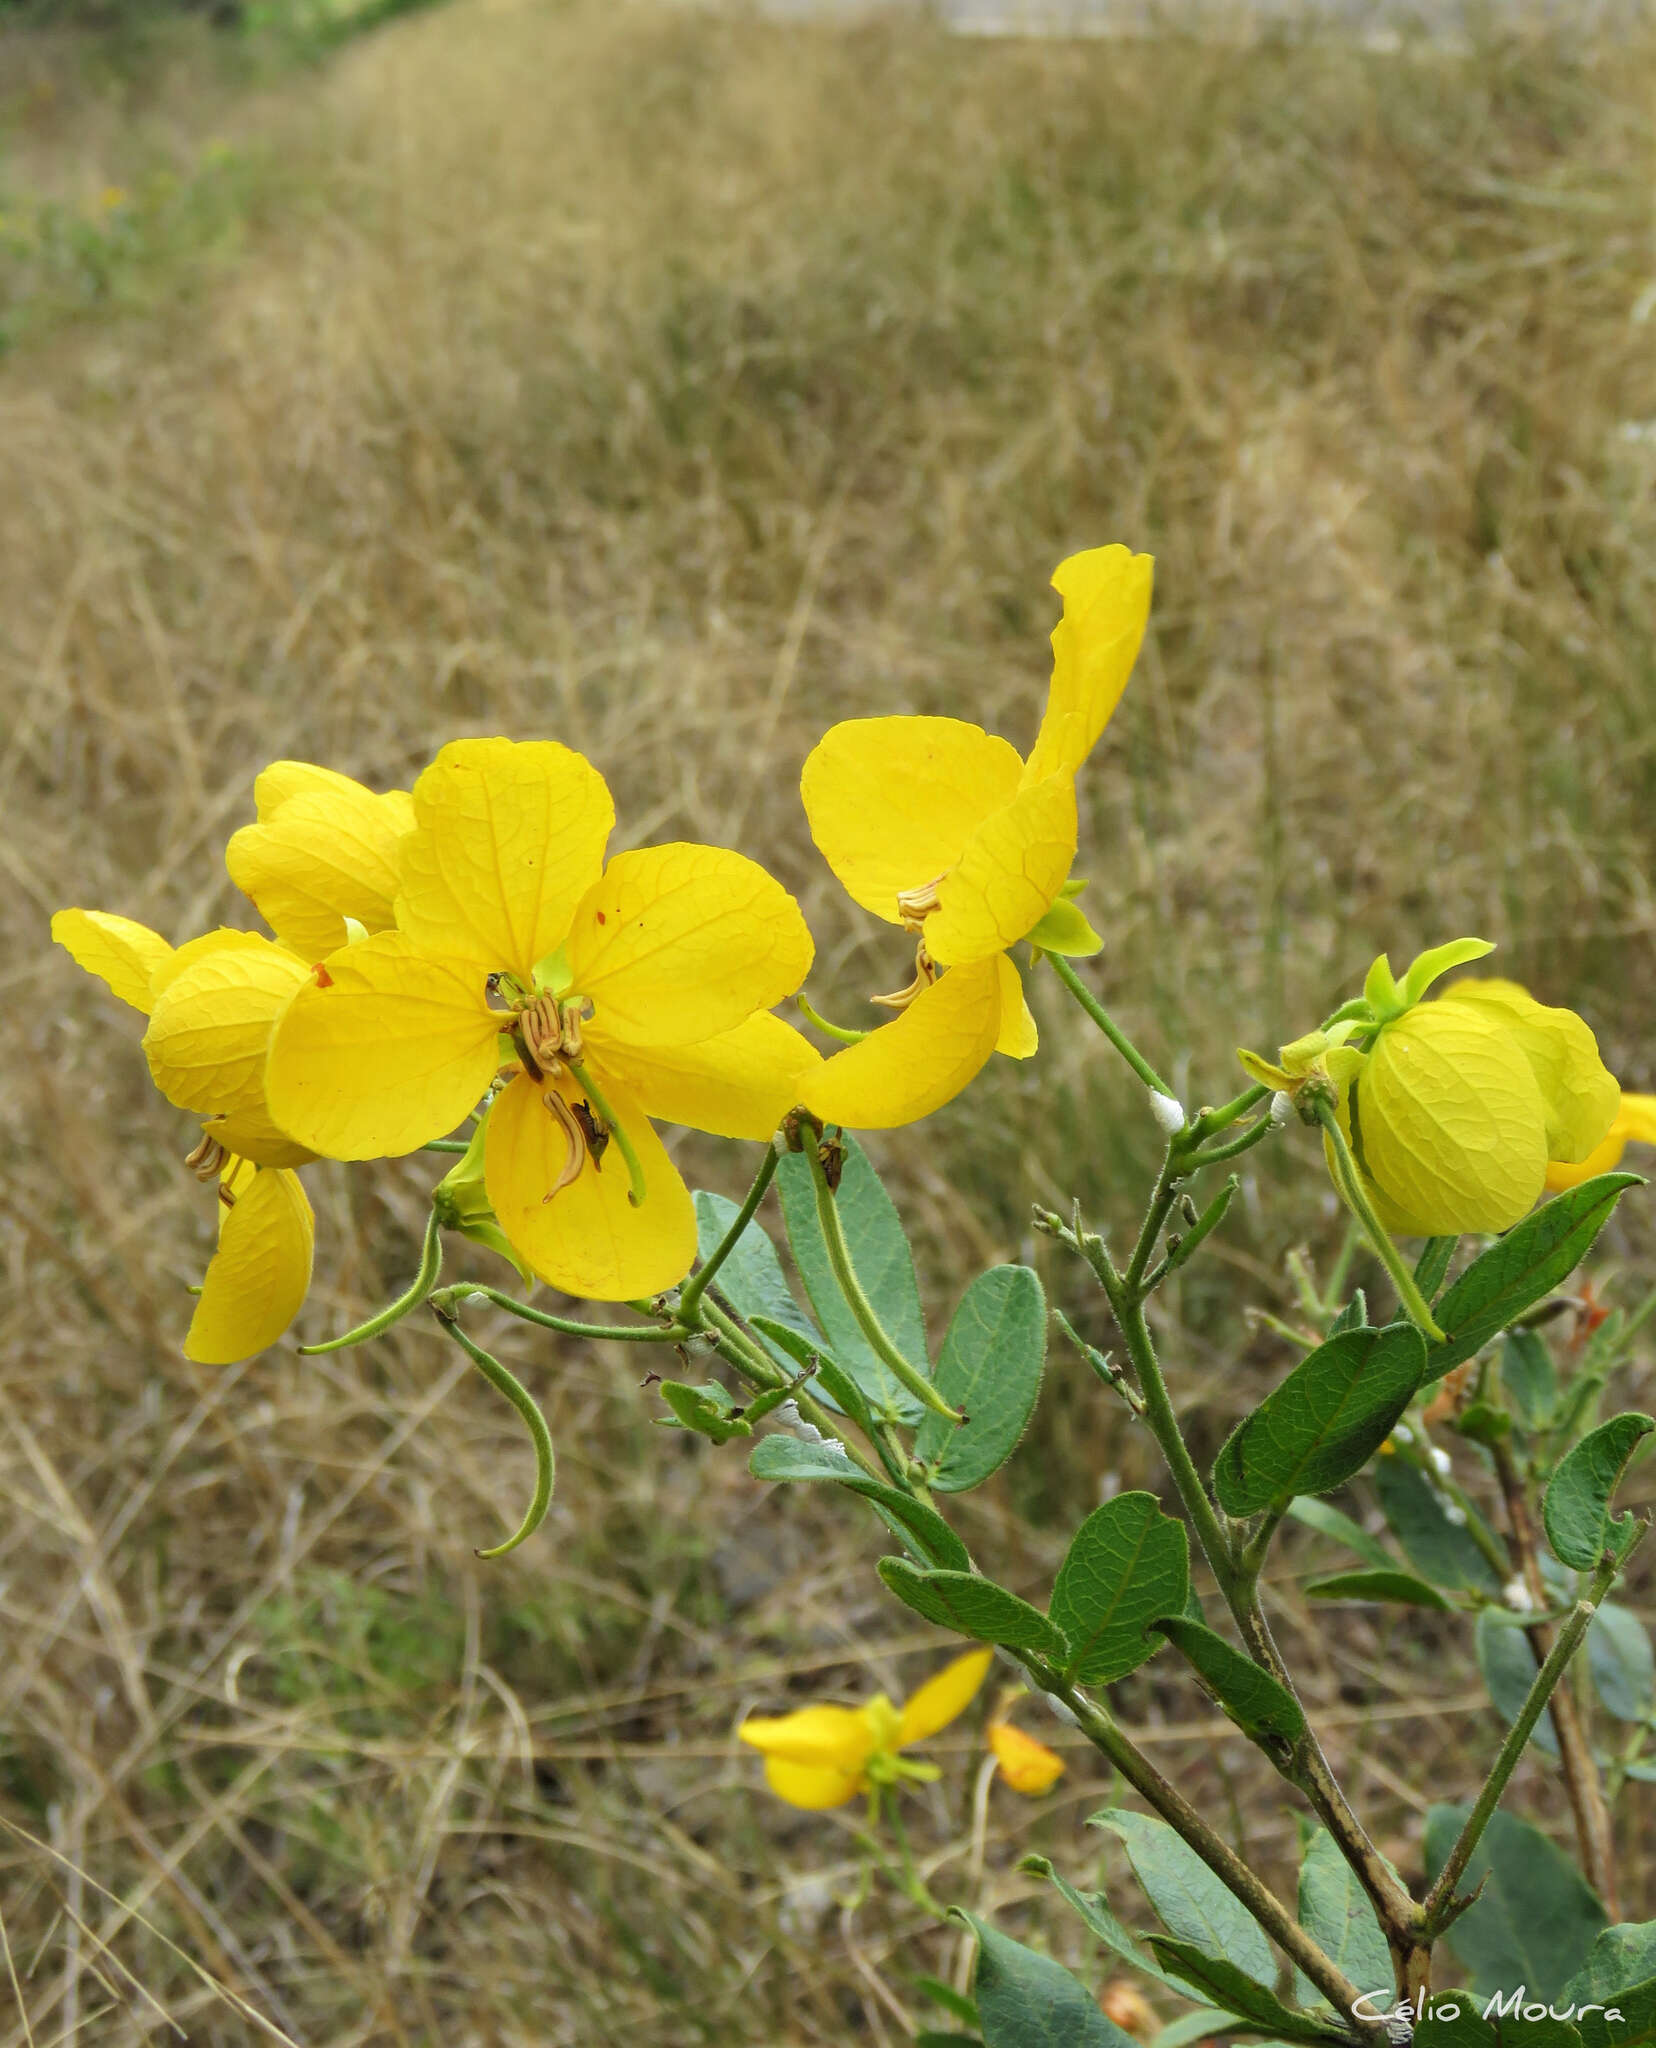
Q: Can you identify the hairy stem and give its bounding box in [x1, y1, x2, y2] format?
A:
[1047, 954, 1173, 1098]
[1315, 1105, 1445, 1342]
[428, 1283, 690, 1344]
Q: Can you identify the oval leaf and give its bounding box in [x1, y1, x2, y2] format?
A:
[1051, 1493, 1189, 1686]
[1375, 1457, 1502, 1593]
[1295, 1827, 1395, 2013]
[1213, 1323, 1426, 1514]
[749, 1435, 970, 1571]
[693, 1190, 827, 1372]
[1501, 1328, 1558, 1433]
[954, 1913, 1138, 2048]
[1588, 1603, 1655, 1724]
[914, 1265, 1046, 1494]
[1305, 1569, 1453, 1610]
[1562, 1925, 1656, 2006]
[877, 1558, 1067, 1655]
[1151, 1617, 1305, 1745]
[1091, 1809, 1275, 1990]
[1425, 1804, 1608, 1999]
[1544, 1413, 1654, 1570]
[1142, 1939, 1342, 2044]
[1422, 1175, 1641, 1385]
[1475, 1609, 1560, 1760]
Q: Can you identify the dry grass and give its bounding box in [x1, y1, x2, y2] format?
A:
[1, 1, 1654, 2039]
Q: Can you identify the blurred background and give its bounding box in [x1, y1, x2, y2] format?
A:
[1, 0, 1653, 2038]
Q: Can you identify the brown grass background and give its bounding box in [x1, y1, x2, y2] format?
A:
[1, 2, 1654, 2039]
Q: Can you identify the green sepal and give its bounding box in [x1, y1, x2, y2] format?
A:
[1397, 937, 1497, 1008]
[1027, 897, 1104, 958]
[654, 1379, 753, 1444]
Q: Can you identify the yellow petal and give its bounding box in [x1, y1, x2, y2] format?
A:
[252, 759, 412, 825]
[995, 954, 1038, 1058]
[483, 1068, 696, 1300]
[988, 1721, 1066, 1795]
[803, 958, 1001, 1131]
[616, 1012, 820, 1140]
[759, 1757, 865, 1809]
[898, 1649, 993, 1747]
[52, 909, 174, 1015]
[184, 1166, 314, 1364]
[1024, 545, 1154, 786]
[265, 931, 500, 1159]
[1438, 979, 1620, 1165]
[1358, 1004, 1548, 1235]
[143, 939, 313, 1166]
[227, 782, 414, 962]
[1545, 1093, 1656, 1191]
[569, 845, 814, 1049]
[148, 928, 275, 1003]
[801, 718, 1023, 924]
[396, 738, 614, 976]
[926, 777, 1078, 966]
[738, 1702, 882, 1774]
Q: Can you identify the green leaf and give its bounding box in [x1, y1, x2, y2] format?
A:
[1328, 1290, 1369, 1334]
[1091, 1809, 1276, 1989]
[1213, 1323, 1426, 1514]
[1050, 1493, 1189, 1685]
[1374, 1457, 1502, 1593]
[954, 1913, 1136, 2048]
[747, 1312, 884, 1447]
[1544, 1412, 1654, 1569]
[878, 1558, 1066, 1654]
[775, 1135, 929, 1422]
[1475, 1609, 1560, 1759]
[1149, 2015, 1232, 2048]
[1141, 1941, 1339, 2043]
[693, 1190, 827, 1374]
[1026, 1858, 1212, 2005]
[1286, 1497, 1399, 1572]
[1589, 1603, 1655, 1723]
[1422, 1176, 1642, 1384]
[1425, 1805, 1608, 1998]
[914, 1266, 1046, 1493]
[1562, 1926, 1656, 2005]
[655, 1378, 751, 1443]
[914, 1977, 983, 2030]
[1413, 1999, 1497, 2048]
[1293, 1827, 1395, 2012]
[749, 1436, 970, 1571]
[1501, 1329, 1558, 1432]
[1576, 1979, 1656, 2048]
[1150, 1618, 1304, 1745]
[1305, 1569, 1453, 1610]
[1414, 1237, 1458, 1304]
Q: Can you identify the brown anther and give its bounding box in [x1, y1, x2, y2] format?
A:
[895, 873, 947, 929]
[542, 1090, 589, 1202]
[519, 993, 584, 1075]
[217, 1183, 238, 1210]
[184, 1134, 230, 1183]
[870, 943, 938, 1013]
[570, 1098, 610, 1168]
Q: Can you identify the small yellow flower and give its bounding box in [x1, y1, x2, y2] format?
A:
[1546, 1094, 1656, 1192]
[797, 545, 1152, 1129]
[738, 1649, 992, 1809]
[986, 1717, 1066, 1795]
[98, 185, 128, 212]
[265, 738, 819, 1300]
[52, 910, 316, 1363]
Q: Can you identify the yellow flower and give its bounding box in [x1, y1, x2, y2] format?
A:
[264, 737, 818, 1301]
[797, 544, 1152, 1129]
[1546, 1093, 1656, 1192]
[225, 760, 415, 963]
[986, 1717, 1066, 1795]
[52, 909, 316, 1364]
[738, 1649, 992, 1809]
[1337, 962, 1619, 1237]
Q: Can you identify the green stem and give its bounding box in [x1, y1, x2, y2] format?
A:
[1046, 954, 1173, 1098]
[1180, 1117, 1276, 1171]
[429, 1282, 690, 1344]
[422, 1138, 470, 1154]
[885, 1795, 947, 1918]
[1116, 1292, 1238, 1595]
[678, 1145, 778, 1321]
[1315, 1104, 1445, 1342]
[797, 993, 868, 1045]
[432, 1309, 555, 1559]
[1187, 1082, 1270, 1144]
[567, 1059, 648, 1208]
[696, 1296, 892, 1486]
[298, 1207, 443, 1354]
[803, 1136, 960, 1423]
[1422, 1536, 1641, 1931]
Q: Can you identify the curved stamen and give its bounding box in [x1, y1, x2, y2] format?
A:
[184, 1134, 231, 1183]
[542, 1090, 589, 1202]
[870, 943, 937, 1013]
[895, 873, 947, 929]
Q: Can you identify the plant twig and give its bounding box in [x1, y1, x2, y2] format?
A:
[678, 1143, 778, 1321]
[1046, 953, 1173, 1098]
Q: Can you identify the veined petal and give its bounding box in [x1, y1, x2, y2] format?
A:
[265, 931, 500, 1159]
[1023, 545, 1153, 787]
[995, 954, 1038, 1059]
[1545, 1093, 1656, 1192]
[144, 937, 311, 1128]
[617, 1012, 820, 1140]
[149, 928, 274, 1002]
[801, 718, 1022, 924]
[898, 1650, 992, 1748]
[802, 958, 1001, 1130]
[227, 782, 413, 962]
[52, 909, 173, 1015]
[483, 1068, 696, 1300]
[1438, 978, 1620, 1165]
[569, 845, 813, 1049]
[396, 738, 613, 977]
[253, 759, 413, 828]
[926, 776, 1078, 966]
[184, 1165, 314, 1364]
[759, 1757, 865, 1809]
[738, 1703, 882, 1774]
[988, 1721, 1066, 1794]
